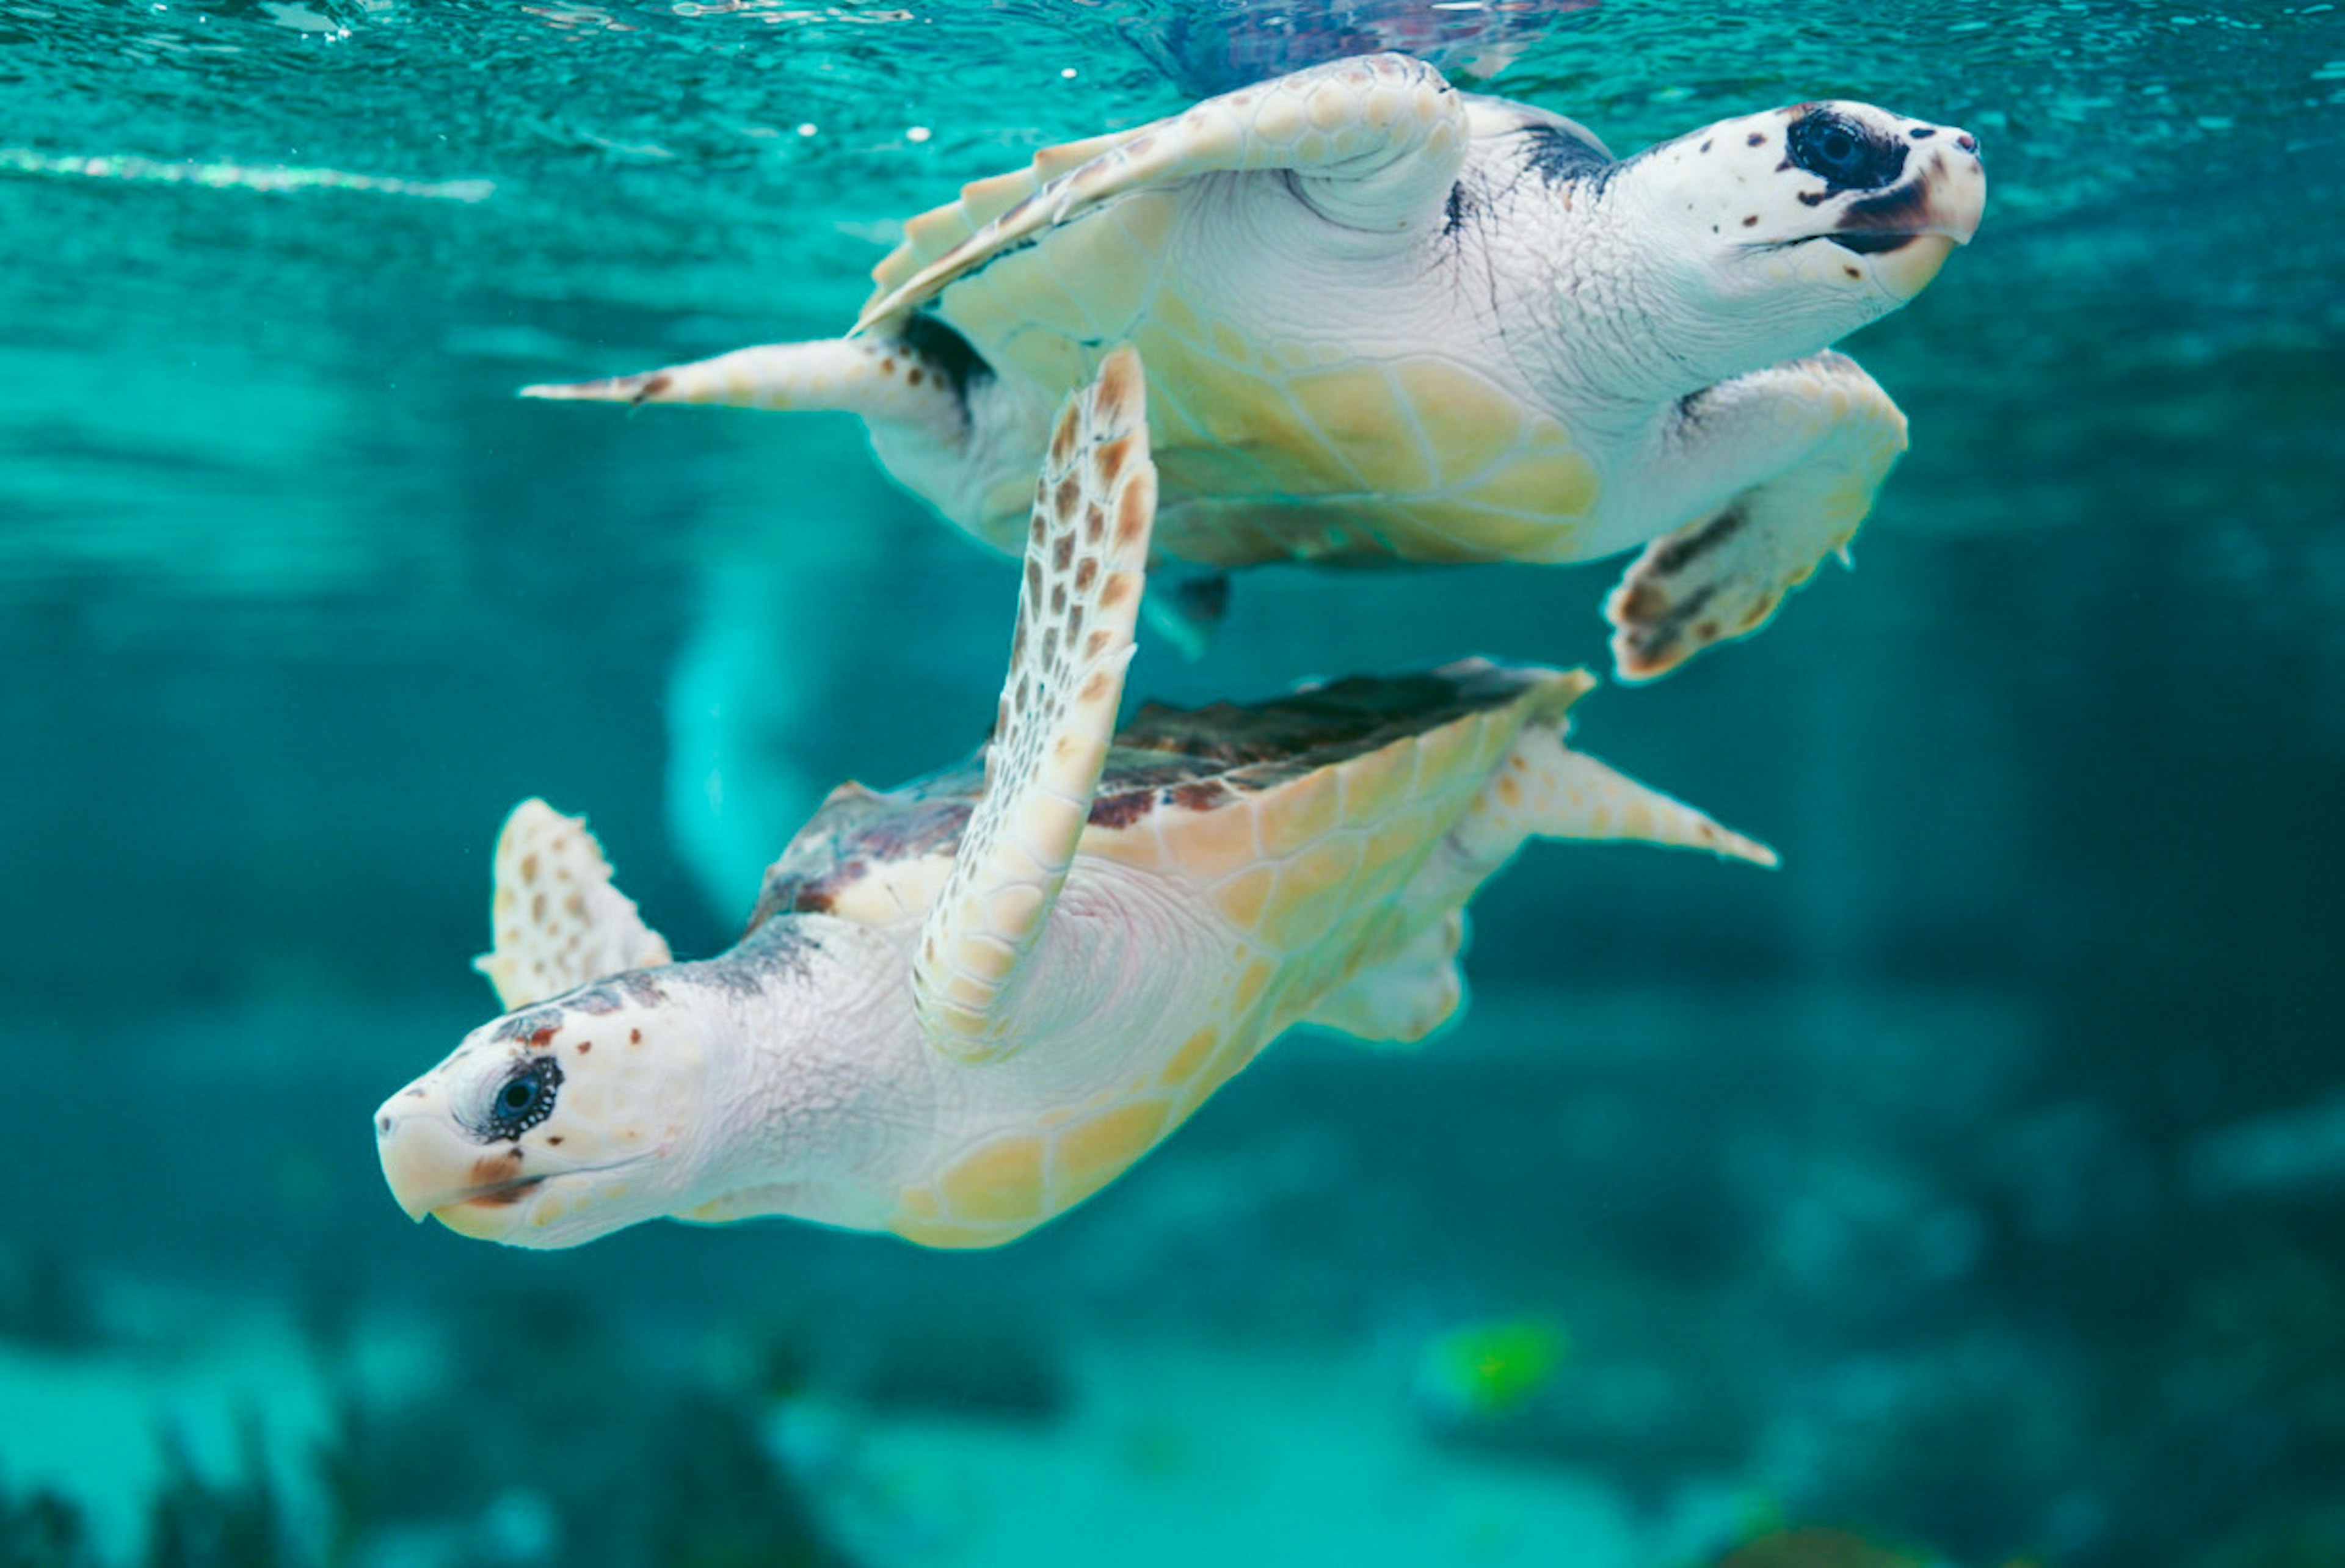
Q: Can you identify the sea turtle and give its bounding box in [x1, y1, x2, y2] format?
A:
[526, 51, 1984, 679]
[376, 351, 1773, 1251]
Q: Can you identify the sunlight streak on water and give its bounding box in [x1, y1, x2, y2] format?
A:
[0, 145, 493, 200]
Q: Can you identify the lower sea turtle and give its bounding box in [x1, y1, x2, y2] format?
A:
[376, 351, 1773, 1250]
[526, 51, 1984, 679]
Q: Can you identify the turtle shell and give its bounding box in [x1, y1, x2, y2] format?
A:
[860, 106, 1602, 568]
[747, 658, 1586, 940]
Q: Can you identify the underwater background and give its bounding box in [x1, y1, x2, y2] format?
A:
[5, 0, 2344, 1563]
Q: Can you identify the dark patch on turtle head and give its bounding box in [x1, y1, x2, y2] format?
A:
[1830, 178, 1937, 253]
[1785, 107, 1908, 195]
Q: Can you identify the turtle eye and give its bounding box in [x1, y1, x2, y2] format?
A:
[1787, 109, 1905, 189]
[488, 1058, 563, 1139]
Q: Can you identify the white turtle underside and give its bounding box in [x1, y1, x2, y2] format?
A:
[525, 53, 1982, 679]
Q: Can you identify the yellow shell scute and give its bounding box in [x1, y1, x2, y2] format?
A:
[1162, 792, 1262, 880]
[1052, 1099, 1172, 1207]
[1454, 447, 1601, 528]
[1082, 815, 1173, 874]
[1212, 863, 1279, 932]
[1207, 318, 1256, 368]
[1231, 953, 1279, 1018]
[1392, 358, 1551, 488]
[1258, 766, 1341, 855]
[936, 1134, 1049, 1225]
[1334, 738, 1417, 827]
[1159, 1023, 1225, 1089]
[1285, 366, 1433, 495]
[1411, 711, 1489, 794]
[889, 1214, 1011, 1250]
[1260, 834, 1367, 951]
[1361, 807, 1439, 878]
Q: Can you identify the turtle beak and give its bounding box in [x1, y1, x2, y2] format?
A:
[1831, 132, 1987, 299]
[375, 1087, 534, 1223]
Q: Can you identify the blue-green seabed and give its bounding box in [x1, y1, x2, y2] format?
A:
[4, 2, 2344, 1564]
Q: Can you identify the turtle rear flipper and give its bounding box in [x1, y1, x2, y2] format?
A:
[856, 53, 1469, 333]
[1461, 725, 1777, 867]
[911, 347, 1157, 1064]
[474, 799, 673, 1011]
[1607, 352, 1908, 680]
[520, 336, 967, 448]
[1301, 693, 1772, 1047]
[1301, 912, 1467, 1047]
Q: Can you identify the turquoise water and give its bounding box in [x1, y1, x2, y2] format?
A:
[5, 2, 2345, 1563]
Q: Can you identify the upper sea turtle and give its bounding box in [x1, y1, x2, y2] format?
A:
[527, 51, 1985, 679]
[377, 350, 1772, 1250]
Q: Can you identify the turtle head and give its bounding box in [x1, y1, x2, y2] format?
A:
[374, 973, 720, 1249]
[1616, 100, 1985, 375]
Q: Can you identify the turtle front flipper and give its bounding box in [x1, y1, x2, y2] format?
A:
[473, 799, 673, 1011]
[856, 53, 1469, 333]
[1607, 352, 1908, 681]
[911, 347, 1156, 1064]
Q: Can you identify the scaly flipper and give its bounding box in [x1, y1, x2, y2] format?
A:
[1301, 911, 1468, 1047]
[518, 336, 965, 448]
[1306, 669, 1771, 1050]
[1467, 725, 1778, 867]
[856, 53, 1467, 333]
[912, 347, 1157, 1063]
[1607, 351, 1907, 680]
[473, 799, 673, 1011]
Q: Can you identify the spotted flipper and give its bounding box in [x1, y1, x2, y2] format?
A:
[518, 336, 965, 448]
[912, 348, 1157, 1063]
[1467, 725, 1778, 866]
[1608, 352, 1907, 680]
[1300, 671, 1769, 1048]
[1307, 696, 1771, 1045]
[869, 127, 1137, 302]
[473, 799, 673, 1011]
[856, 53, 1467, 333]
